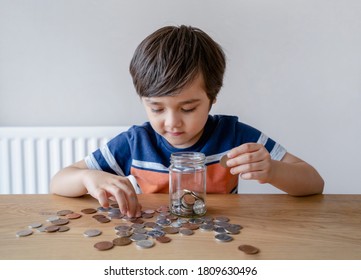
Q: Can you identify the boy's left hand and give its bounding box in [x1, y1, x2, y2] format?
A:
[226, 143, 273, 184]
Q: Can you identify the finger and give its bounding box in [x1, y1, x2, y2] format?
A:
[93, 188, 110, 208]
[112, 179, 140, 217]
[227, 143, 262, 158]
[103, 186, 129, 215]
[227, 148, 265, 168]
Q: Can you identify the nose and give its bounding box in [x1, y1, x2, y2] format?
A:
[164, 110, 182, 129]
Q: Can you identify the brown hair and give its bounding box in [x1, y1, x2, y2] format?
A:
[129, 25, 226, 103]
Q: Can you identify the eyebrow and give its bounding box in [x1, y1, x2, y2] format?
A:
[144, 98, 201, 105]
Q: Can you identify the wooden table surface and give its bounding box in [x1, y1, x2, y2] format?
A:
[0, 194, 360, 260]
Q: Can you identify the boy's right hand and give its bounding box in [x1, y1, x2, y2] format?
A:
[82, 169, 142, 217]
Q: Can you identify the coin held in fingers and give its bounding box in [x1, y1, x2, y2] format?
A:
[220, 154, 229, 168]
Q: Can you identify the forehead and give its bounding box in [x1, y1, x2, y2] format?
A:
[144, 74, 209, 105]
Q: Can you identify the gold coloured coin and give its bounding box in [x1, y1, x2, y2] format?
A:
[81, 208, 97, 214]
[94, 241, 114, 251]
[220, 154, 229, 168]
[113, 237, 132, 246]
[66, 213, 82, 219]
[238, 244, 260, 254]
[45, 225, 60, 232]
[156, 236, 171, 243]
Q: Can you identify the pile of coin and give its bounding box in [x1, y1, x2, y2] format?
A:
[15, 203, 259, 254]
[171, 189, 206, 217]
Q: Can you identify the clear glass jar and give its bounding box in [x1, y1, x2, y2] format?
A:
[169, 152, 207, 217]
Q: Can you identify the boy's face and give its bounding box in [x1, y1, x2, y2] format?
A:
[142, 74, 214, 149]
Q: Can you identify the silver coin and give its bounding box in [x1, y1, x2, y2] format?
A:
[179, 228, 194, 236]
[36, 226, 47, 232]
[215, 233, 233, 242]
[136, 239, 154, 249]
[199, 224, 214, 231]
[16, 229, 33, 237]
[131, 223, 145, 229]
[133, 228, 148, 234]
[116, 230, 132, 237]
[147, 229, 165, 238]
[46, 216, 60, 222]
[193, 200, 206, 215]
[28, 222, 42, 228]
[114, 225, 131, 231]
[214, 216, 230, 223]
[189, 218, 203, 224]
[214, 227, 227, 234]
[83, 229, 102, 237]
[130, 233, 148, 241]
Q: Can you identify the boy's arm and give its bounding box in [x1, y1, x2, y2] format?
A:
[50, 160, 141, 217]
[226, 143, 324, 196]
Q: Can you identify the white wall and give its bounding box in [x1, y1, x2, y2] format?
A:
[1, 0, 360, 194]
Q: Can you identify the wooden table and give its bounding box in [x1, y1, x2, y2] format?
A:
[0, 194, 360, 260]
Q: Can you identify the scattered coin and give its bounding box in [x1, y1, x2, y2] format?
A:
[238, 244, 260, 254]
[156, 236, 171, 243]
[94, 241, 114, 251]
[179, 228, 194, 236]
[84, 229, 102, 237]
[136, 239, 154, 249]
[130, 233, 148, 241]
[51, 218, 69, 226]
[81, 208, 97, 214]
[215, 233, 233, 242]
[45, 225, 60, 233]
[66, 213, 82, 219]
[46, 216, 60, 222]
[16, 229, 33, 237]
[28, 222, 42, 229]
[58, 225, 70, 232]
[57, 210, 73, 216]
[113, 237, 132, 246]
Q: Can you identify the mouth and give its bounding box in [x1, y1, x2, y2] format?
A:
[166, 131, 184, 137]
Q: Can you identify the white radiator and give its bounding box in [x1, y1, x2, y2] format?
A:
[0, 126, 128, 194]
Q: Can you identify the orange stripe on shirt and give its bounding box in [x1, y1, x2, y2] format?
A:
[131, 163, 238, 194]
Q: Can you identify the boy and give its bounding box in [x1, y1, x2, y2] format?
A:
[51, 25, 324, 217]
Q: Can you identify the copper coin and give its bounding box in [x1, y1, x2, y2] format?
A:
[156, 236, 171, 243]
[57, 210, 73, 216]
[94, 241, 114, 251]
[182, 223, 199, 230]
[81, 208, 97, 214]
[51, 218, 69, 226]
[45, 225, 60, 232]
[16, 229, 33, 237]
[220, 154, 229, 168]
[92, 214, 105, 219]
[110, 203, 119, 208]
[141, 213, 154, 219]
[58, 225, 70, 232]
[238, 244, 260, 254]
[163, 227, 179, 234]
[96, 217, 111, 223]
[113, 237, 132, 246]
[66, 212, 82, 219]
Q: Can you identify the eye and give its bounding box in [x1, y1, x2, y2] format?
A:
[151, 108, 164, 113]
[181, 107, 196, 113]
